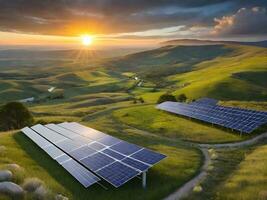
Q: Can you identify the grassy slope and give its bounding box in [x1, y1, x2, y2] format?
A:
[0, 125, 201, 200]
[168, 45, 267, 101]
[185, 148, 250, 200]
[113, 105, 245, 143]
[1, 44, 267, 199]
[217, 143, 267, 200]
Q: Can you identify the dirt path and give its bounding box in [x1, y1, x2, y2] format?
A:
[164, 132, 267, 200]
[199, 132, 267, 149]
[164, 148, 210, 200]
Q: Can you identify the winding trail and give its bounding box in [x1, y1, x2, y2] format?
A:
[85, 106, 267, 200]
[164, 131, 267, 200]
[199, 132, 267, 149]
[164, 148, 210, 200]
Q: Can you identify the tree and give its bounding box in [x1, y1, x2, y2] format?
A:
[177, 94, 187, 102]
[0, 102, 34, 131]
[157, 93, 176, 104]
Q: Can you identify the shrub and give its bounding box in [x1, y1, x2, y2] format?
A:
[139, 97, 145, 103]
[157, 94, 176, 104]
[193, 185, 203, 193]
[177, 94, 187, 102]
[0, 102, 34, 131]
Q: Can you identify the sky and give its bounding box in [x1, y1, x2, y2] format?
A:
[0, 0, 267, 47]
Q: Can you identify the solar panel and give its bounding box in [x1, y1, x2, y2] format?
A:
[45, 123, 78, 139]
[191, 98, 218, 105]
[21, 127, 100, 188]
[157, 101, 267, 133]
[43, 145, 65, 159]
[110, 141, 142, 155]
[97, 161, 139, 188]
[88, 142, 106, 151]
[61, 159, 100, 188]
[58, 122, 107, 140]
[55, 154, 71, 164]
[69, 146, 97, 161]
[122, 158, 150, 171]
[31, 124, 66, 143]
[97, 136, 121, 146]
[23, 123, 166, 188]
[102, 149, 125, 160]
[131, 149, 167, 165]
[21, 127, 51, 148]
[80, 152, 115, 171]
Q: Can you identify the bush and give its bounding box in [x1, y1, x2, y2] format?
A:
[193, 185, 203, 193]
[177, 94, 187, 102]
[139, 97, 145, 103]
[157, 94, 177, 104]
[0, 102, 34, 131]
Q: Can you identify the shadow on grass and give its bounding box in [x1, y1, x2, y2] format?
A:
[12, 132, 102, 199]
[11, 131, 199, 200]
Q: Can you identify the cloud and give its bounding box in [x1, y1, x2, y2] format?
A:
[212, 7, 267, 37]
[0, 0, 266, 38]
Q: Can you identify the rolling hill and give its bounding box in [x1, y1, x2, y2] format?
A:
[0, 42, 267, 200]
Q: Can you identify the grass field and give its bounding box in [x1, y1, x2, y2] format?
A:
[1, 43, 267, 199]
[0, 127, 201, 200]
[113, 105, 246, 143]
[217, 143, 267, 200]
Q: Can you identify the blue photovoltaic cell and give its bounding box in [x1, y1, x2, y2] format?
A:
[102, 149, 125, 160]
[88, 142, 106, 151]
[69, 146, 97, 160]
[21, 127, 100, 188]
[61, 159, 100, 188]
[97, 136, 121, 146]
[97, 161, 139, 188]
[110, 141, 141, 155]
[45, 123, 77, 139]
[56, 139, 81, 153]
[31, 124, 66, 143]
[157, 101, 267, 133]
[21, 127, 51, 148]
[122, 157, 150, 171]
[23, 122, 167, 188]
[59, 122, 107, 140]
[55, 154, 71, 164]
[72, 135, 92, 146]
[131, 149, 167, 165]
[80, 152, 115, 171]
[43, 145, 64, 159]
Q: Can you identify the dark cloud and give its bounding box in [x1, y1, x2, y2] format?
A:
[212, 7, 267, 37]
[0, 0, 266, 36]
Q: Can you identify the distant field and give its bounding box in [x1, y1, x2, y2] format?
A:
[113, 105, 246, 143]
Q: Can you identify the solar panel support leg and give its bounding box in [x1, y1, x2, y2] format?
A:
[142, 171, 147, 189]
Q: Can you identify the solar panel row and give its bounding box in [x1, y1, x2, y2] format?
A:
[157, 101, 267, 133]
[22, 122, 166, 188]
[21, 127, 100, 188]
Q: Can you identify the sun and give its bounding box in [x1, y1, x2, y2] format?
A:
[81, 35, 93, 46]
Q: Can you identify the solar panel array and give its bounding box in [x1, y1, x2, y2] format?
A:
[21, 127, 100, 188]
[191, 98, 218, 106]
[157, 101, 267, 133]
[21, 122, 166, 188]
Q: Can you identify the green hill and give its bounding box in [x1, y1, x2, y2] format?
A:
[108, 44, 267, 101]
